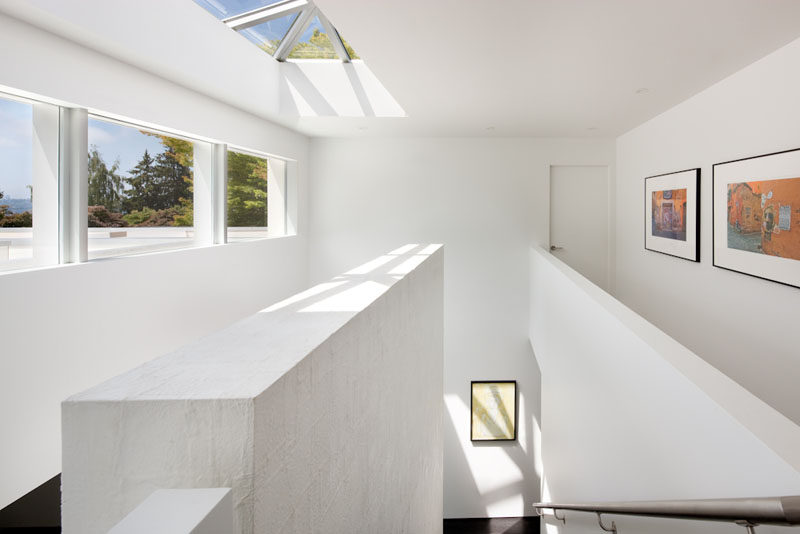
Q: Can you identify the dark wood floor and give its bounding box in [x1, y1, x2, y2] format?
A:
[444, 517, 540, 534]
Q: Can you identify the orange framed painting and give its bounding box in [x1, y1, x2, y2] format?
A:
[714, 148, 800, 288]
[645, 168, 701, 262]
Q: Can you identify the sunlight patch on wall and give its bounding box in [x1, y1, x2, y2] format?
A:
[445, 394, 524, 497]
[486, 494, 525, 517]
[280, 61, 405, 118]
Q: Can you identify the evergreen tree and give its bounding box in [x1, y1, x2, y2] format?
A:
[87, 147, 124, 213]
[141, 133, 194, 225]
[123, 149, 158, 213]
[227, 151, 268, 227]
[153, 145, 192, 212]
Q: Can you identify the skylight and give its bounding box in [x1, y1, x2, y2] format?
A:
[194, 0, 284, 20]
[194, 0, 359, 61]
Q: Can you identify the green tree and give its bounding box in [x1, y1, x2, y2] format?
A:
[152, 145, 192, 215]
[227, 152, 268, 227]
[342, 38, 359, 59]
[143, 133, 194, 226]
[123, 149, 158, 213]
[88, 147, 124, 213]
[288, 29, 338, 59]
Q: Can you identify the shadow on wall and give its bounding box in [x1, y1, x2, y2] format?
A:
[278, 61, 405, 118]
[444, 344, 543, 518]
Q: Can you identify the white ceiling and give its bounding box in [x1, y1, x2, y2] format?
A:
[4, 0, 800, 138]
[309, 0, 800, 137]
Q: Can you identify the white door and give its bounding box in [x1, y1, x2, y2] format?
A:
[549, 165, 610, 290]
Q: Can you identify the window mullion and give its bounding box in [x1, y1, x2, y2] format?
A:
[317, 12, 350, 62]
[58, 107, 88, 264]
[273, 6, 317, 61]
[213, 143, 228, 244]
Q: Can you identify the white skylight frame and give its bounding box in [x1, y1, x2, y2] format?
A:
[222, 0, 352, 62]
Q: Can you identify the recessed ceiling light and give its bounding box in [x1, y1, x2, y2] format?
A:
[635, 87, 650, 95]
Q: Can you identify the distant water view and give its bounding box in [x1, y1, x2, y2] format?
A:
[0, 198, 32, 214]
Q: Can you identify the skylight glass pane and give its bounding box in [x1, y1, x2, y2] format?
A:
[288, 16, 338, 59]
[342, 38, 360, 60]
[194, 0, 284, 20]
[238, 12, 298, 55]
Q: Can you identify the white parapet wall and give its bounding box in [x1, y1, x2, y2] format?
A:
[529, 246, 800, 534]
[62, 244, 444, 534]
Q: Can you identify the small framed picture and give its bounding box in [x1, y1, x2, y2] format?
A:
[471, 381, 517, 442]
[713, 148, 800, 288]
[645, 168, 701, 262]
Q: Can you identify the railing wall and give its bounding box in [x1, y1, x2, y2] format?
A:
[529, 246, 800, 534]
[62, 245, 444, 534]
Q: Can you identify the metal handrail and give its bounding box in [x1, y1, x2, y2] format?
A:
[533, 496, 800, 532]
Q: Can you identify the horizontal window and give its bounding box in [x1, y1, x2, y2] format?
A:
[0, 85, 295, 275]
[227, 149, 268, 241]
[87, 117, 200, 259]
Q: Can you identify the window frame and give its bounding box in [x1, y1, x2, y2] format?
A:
[225, 145, 288, 242]
[0, 91, 59, 272]
[0, 86, 295, 276]
[85, 114, 210, 260]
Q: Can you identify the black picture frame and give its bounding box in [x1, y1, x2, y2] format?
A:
[470, 380, 517, 442]
[644, 168, 701, 262]
[712, 147, 800, 289]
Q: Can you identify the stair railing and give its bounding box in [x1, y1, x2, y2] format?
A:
[533, 496, 800, 534]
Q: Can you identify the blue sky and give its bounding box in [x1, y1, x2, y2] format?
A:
[0, 98, 32, 199]
[1, 101, 169, 200]
[194, 0, 282, 19]
[88, 118, 166, 179]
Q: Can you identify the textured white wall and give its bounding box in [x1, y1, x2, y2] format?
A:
[62, 246, 443, 534]
[530, 246, 800, 534]
[307, 137, 615, 518]
[615, 36, 800, 426]
[0, 12, 309, 510]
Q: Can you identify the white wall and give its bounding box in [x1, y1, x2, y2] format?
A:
[530, 246, 800, 534]
[308, 137, 615, 518]
[62, 246, 443, 534]
[0, 13, 310, 509]
[615, 36, 800, 426]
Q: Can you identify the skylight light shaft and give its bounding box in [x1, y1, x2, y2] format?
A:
[224, 0, 307, 30]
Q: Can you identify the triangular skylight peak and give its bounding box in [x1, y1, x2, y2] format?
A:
[194, 0, 360, 62]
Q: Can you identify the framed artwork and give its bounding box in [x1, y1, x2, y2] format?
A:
[644, 168, 701, 262]
[713, 148, 800, 288]
[470, 381, 517, 442]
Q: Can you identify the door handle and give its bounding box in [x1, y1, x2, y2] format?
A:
[550, 245, 563, 251]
